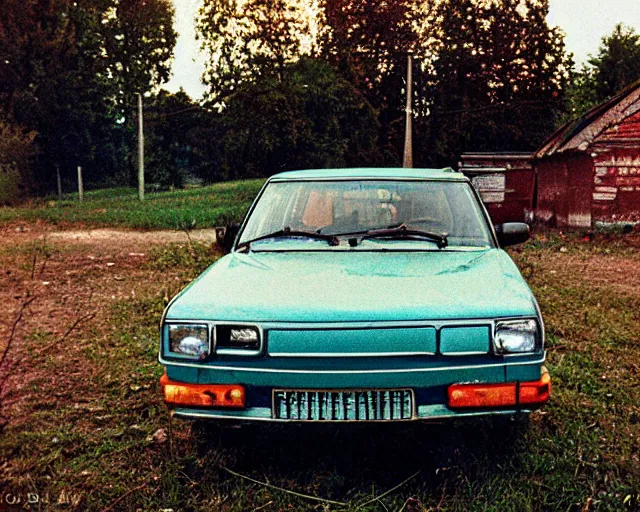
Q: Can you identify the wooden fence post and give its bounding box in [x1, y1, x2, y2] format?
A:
[56, 164, 62, 199]
[77, 166, 84, 201]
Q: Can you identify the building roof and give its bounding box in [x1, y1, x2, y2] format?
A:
[536, 79, 640, 159]
[460, 152, 534, 160]
[269, 168, 467, 181]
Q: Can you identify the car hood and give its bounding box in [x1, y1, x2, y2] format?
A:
[166, 249, 537, 323]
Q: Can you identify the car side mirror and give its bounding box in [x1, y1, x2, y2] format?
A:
[215, 223, 240, 253]
[495, 222, 530, 247]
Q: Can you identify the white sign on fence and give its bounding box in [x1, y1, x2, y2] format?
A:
[471, 173, 505, 203]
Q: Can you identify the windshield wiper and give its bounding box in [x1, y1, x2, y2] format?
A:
[236, 227, 339, 251]
[360, 223, 448, 249]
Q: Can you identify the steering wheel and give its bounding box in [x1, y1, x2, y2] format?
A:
[316, 214, 361, 235]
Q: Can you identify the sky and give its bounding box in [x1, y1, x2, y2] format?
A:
[165, 0, 640, 100]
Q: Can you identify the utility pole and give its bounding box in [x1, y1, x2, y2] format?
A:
[137, 93, 145, 200]
[403, 51, 414, 169]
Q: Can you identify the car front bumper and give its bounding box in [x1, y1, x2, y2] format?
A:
[159, 357, 550, 422]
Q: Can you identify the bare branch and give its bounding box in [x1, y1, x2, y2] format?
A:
[221, 466, 347, 507]
[38, 250, 51, 278]
[32, 312, 96, 358]
[0, 296, 37, 370]
[253, 501, 274, 512]
[30, 252, 37, 280]
[100, 482, 147, 512]
[179, 223, 196, 257]
[357, 470, 420, 509]
[0, 308, 95, 410]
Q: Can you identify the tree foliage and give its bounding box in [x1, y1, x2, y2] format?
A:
[101, 0, 177, 185]
[102, 0, 177, 118]
[0, 0, 91, 188]
[0, 0, 177, 192]
[318, 0, 418, 90]
[418, 0, 571, 164]
[209, 58, 381, 180]
[197, 0, 314, 103]
[559, 64, 599, 125]
[145, 89, 203, 188]
[195, 0, 574, 169]
[564, 23, 640, 122]
[590, 24, 640, 102]
[318, 0, 424, 163]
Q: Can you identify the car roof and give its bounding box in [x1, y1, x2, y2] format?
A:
[268, 167, 468, 181]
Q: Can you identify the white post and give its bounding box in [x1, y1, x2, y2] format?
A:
[137, 93, 145, 200]
[56, 164, 62, 199]
[403, 52, 414, 169]
[77, 165, 84, 201]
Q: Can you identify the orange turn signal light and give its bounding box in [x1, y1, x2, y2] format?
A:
[519, 371, 551, 405]
[448, 373, 551, 409]
[160, 373, 245, 408]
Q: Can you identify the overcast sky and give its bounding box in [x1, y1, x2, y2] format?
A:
[165, 0, 640, 99]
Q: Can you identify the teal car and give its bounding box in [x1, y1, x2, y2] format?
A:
[159, 168, 550, 422]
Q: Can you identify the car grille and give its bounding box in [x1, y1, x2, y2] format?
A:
[273, 390, 414, 421]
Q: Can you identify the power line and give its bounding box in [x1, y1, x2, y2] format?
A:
[160, 105, 206, 117]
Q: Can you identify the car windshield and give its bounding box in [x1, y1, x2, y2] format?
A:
[237, 179, 494, 249]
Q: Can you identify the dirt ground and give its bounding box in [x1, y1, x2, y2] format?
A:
[1, 225, 211, 334]
[7, 224, 217, 246]
[1, 223, 639, 510]
[0, 224, 217, 424]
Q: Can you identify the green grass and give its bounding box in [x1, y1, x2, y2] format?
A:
[0, 180, 265, 230]
[1, 234, 639, 511]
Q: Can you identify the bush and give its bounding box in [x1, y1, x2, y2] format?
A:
[0, 121, 37, 204]
[0, 166, 24, 204]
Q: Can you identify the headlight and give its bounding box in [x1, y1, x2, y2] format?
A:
[494, 319, 539, 354]
[216, 325, 261, 353]
[166, 324, 209, 359]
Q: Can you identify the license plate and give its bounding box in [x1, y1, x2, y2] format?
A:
[273, 389, 414, 421]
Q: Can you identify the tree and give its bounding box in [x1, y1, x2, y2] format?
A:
[211, 58, 381, 180]
[197, 0, 313, 103]
[318, 0, 418, 93]
[102, 0, 177, 118]
[562, 24, 640, 122]
[559, 64, 599, 124]
[0, 0, 177, 192]
[318, 0, 424, 163]
[0, 0, 106, 190]
[101, 0, 177, 184]
[590, 24, 640, 101]
[418, 0, 571, 165]
[145, 89, 203, 188]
